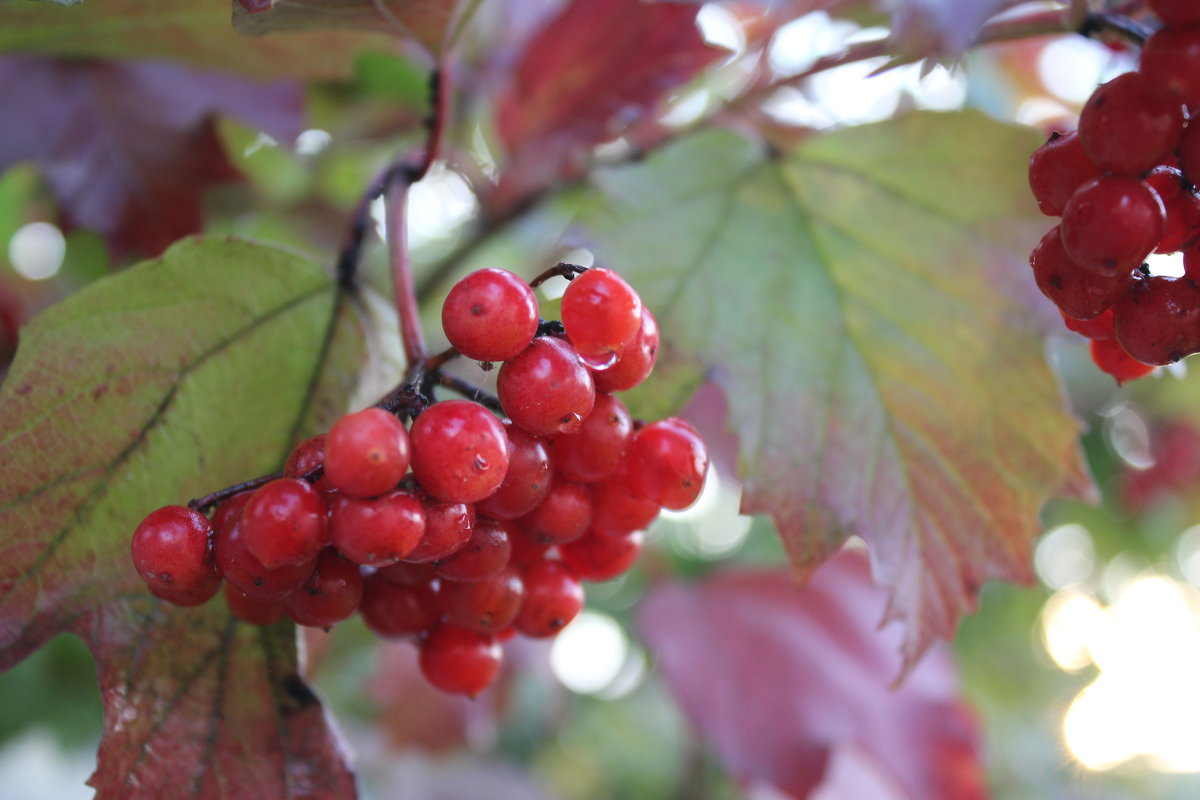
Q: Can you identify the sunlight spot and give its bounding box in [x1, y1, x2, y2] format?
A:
[294, 128, 332, 157]
[9, 222, 65, 281]
[1035, 523, 1096, 589]
[549, 611, 629, 695]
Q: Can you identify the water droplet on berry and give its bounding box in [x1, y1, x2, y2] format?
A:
[579, 350, 619, 370]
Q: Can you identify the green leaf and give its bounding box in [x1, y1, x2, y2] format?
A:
[0, 0, 381, 79]
[0, 237, 363, 797]
[579, 111, 1093, 668]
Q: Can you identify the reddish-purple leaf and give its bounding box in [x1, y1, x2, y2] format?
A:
[0, 57, 302, 258]
[638, 552, 987, 800]
[492, 0, 724, 210]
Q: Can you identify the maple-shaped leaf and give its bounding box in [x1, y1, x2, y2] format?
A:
[579, 111, 1092, 668]
[490, 0, 724, 213]
[638, 552, 987, 799]
[0, 237, 364, 798]
[0, 57, 303, 259]
[0, 0, 380, 79]
[232, 0, 473, 57]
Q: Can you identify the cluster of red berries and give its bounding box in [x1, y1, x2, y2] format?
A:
[1028, 0, 1200, 382]
[130, 265, 708, 697]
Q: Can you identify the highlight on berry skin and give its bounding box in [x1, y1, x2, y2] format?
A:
[129, 263, 711, 697]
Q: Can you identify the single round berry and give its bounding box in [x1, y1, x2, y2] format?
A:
[623, 418, 709, 511]
[1027, 131, 1103, 216]
[240, 478, 329, 569]
[419, 625, 502, 697]
[441, 268, 539, 362]
[440, 566, 526, 633]
[590, 474, 661, 535]
[518, 480, 592, 544]
[215, 519, 316, 601]
[553, 392, 633, 483]
[1141, 26, 1200, 108]
[282, 549, 364, 628]
[1030, 226, 1133, 319]
[1090, 338, 1156, 384]
[324, 407, 411, 498]
[1077, 72, 1184, 175]
[403, 498, 475, 563]
[211, 491, 253, 535]
[409, 399, 510, 503]
[148, 572, 222, 607]
[224, 583, 284, 626]
[330, 490, 426, 566]
[515, 560, 584, 638]
[498, 336, 596, 436]
[593, 309, 660, 393]
[1061, 308, 1115, 341]
[359, 572, 440, 637]
[436, 518, 513, 583]
[561, 268, 644, 365]
[1060, 177, 1165, 276]
[560, 528, 644, 582]
[1145, 166, 1200, 254]
[477, 422, 555, 520]
[131, 505, 217, 597]
[284, 434, 335, 493]
[1113, 276, 1200, 365]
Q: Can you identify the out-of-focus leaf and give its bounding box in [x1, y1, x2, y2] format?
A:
[0, 57, 302, 259]
[580, 112, 1092, 667]
[885, 0, 1008, 58]
[233, 0, 476, 56]
[639, 552, 987, 799]
[0, 0, 381, 79]
[491, 0, 724, 212]
[0, 237, 364, 798]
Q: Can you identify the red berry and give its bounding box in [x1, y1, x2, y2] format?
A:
[623, 418, 709, 511]
[419, 625, 502, 697]
[409, 399, 510, 503]
[131, 505, 218, 600]
[1030, 226, 1133, 319]
[553, 393, 633, 483]
[518, 480, 592, 544]
[211, 492, 253, 535]
[560, 528, 644, 582]
[377, 560, 438, 585]
[324, 408, 411, 498]
[477, 422, 554, 520]
[441, 268, 539, 362]
[359, 572, 440, 637]
[1177, 123, 1200, 190]
[1060, 177, 1165, 276]
[283, 549, 364, 628]
[498, 337, 596, 436]
[330, 490, 425, 566]
[1061, 308, 1115, 341]
[561, 268, 643, 366]
[1145, 166, 1200, 254]
[1077, 72, 1184, 175]
[508, 528, 554, 566]
[215, 518, 316, 601]
[515, 560, 584, 638]
[1113, 276, 1200, 365]
[1090, 338, 1156, 384]
[1027, 131, 1103, 216]
[1141, 27, 1200, 108]
[240, 478, 329, 569]
[284, 434, 335, 493]
[224, 583, 284, 626]
[440, 567, 526, 633]
[403, 498, 475, 563]
[593, 309, 659, 393]
[590, 474, 661, 535]
[1149, 0, 1200, 26]
[436, 518, 513, 582]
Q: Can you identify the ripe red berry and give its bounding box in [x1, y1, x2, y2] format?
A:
[359, 572, 440, 637]
[1113, 276, 1200, 365]
[594, 309, 659, 393]
[224, 583, 284, 626]
[590, 474, 661, 535]
[441, 268, 540, 362]
[284, 434, 335, 493]
[1090, 338, 1156, 384]
[419, 625, 502, 697]
[330, 490, 425, 566]
[477, 423, 554, 520]
[498, 336, 596, 436]
[324, 407, 411, 498]
[1030, 227, 1133, 319]
[1060, 177, 1165, 276]
[553, 392, 633, 483]
[518, 480, 593, 544]
[561, 268, 644, 366]
[440, 566, 526, 633]
[436, 517, 513, 582]
[560, 528, 644, 582]
[1141, 27, 1200, 108]
[409, 399, 510, 503]
[215, 518, 316, 601]
[403, 498, 475, 563]
[1077, 72, 1184, 175]
[1028, 131, 1104, 216]
[623, 418, 709, 511]
[1145, 166, 1200, 254]
[515, 560, 584, 638]
[131, 505, 218, 602]
[1149, 0, 1200, 26]
[282, 549, 364, 628]
[240, 478, 329, 569]
[211, 492, 253, 535]
[1060, 308, 1115, 341]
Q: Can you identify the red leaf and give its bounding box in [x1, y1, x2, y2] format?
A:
[0, 57, 302, 258]
[492, 0, 723, 210]
[638, 551, 988, 800]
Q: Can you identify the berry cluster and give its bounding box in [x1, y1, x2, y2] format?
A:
[1028, 1, 1200, 382]
[130, 265, 709, 697]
